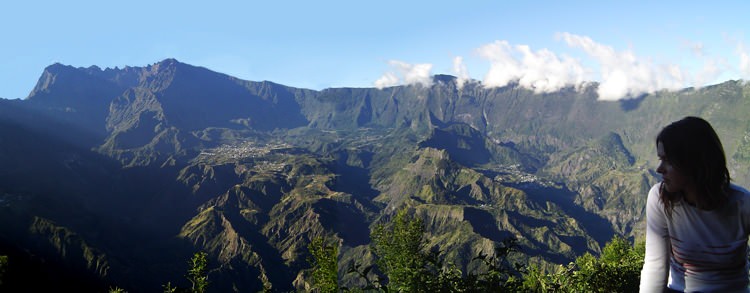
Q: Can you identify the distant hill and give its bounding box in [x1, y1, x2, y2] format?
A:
[1, 58, 748, 291]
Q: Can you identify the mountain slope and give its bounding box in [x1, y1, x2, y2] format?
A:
[2, 59, 750, 291]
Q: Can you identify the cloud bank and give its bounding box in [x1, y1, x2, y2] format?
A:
[452, 56, 470, 89]
[375, 33, 748, 100]
[478, 40, 588, 95]
[558, 32, 689, 100]
[375, 60, 433, 89]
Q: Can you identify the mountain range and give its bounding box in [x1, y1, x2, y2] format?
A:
[1, 58, 749, 292]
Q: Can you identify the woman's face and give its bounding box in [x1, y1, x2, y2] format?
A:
[656, 142, 691, 193]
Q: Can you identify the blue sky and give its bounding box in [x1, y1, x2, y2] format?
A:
[1, 0, 748, 100]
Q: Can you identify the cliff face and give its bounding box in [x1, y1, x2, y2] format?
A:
[2, 59, 749, 291]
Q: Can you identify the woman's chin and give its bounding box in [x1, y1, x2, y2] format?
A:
[663, 183, 684, 194]
[662, 181, 674, 192]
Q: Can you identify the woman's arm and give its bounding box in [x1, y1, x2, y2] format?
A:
[640, 184, 670, 293]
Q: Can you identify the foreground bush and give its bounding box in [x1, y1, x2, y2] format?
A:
[309, 209, 644, 292]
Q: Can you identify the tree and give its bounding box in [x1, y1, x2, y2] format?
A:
[470, 236, 524, 291]
[571, 236, 644, 292]
[99, 252, 212, 292]
[362, 210, 525, 292]
[150, 251, 210, 293]
[370, 208, 430, 292]
[521, 236, 644, 292]
[0, 255, 7, 287]
[162, 282, 177, 293]
[308, 237, 340, 293]
[187, 252, 209, 293]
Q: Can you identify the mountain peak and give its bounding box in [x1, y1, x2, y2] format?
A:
[156, 58, 181, 67]
[147, 58, 182, 73]
[42, 62, 77, 75]
[143, 58, 216, 80]
[28, 63, 82, 97]
[433, 74, 457, 84]
[161, 58, 179, 63]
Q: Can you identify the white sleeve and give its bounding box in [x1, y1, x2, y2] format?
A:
[640, 184, 670, 293]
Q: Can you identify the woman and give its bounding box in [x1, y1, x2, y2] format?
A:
[640, 116, 750, 292]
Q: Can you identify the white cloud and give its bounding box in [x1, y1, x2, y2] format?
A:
[477, 40, 522, 88]
[559, 32, 685, 100]
[515, 45, 588, 93]
[399, 62, 433, 86]
[374, 72, 399, 89]
[452, 56, 470, 89]
[374, 60, 433, 88]
[377, 33, 744, 100]
[739, 42, 750, 79]
[477, 40, 588, 94]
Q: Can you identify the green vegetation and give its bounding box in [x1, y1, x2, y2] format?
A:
[163, 282, 178, 293]
[370, 209, 431, 292]
[308, 238, 339, 293]
[0, 255, 6, 287]
[522, 236, 644, 292]
[187, 252, 209, 293]
[310, 210, 644, 292]
[101, 253, 212, 293]
[348, 209, 523, 291]
[106, 251, 211, 293]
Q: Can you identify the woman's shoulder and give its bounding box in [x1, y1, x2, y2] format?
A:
[648, 183, 661, 195]
[647, 183, 664, 208]
[728, 183, 750, 206]
[729, 183, 750, 197]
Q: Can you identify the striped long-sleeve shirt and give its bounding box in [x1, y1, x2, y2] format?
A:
[640, 183, 750, 292]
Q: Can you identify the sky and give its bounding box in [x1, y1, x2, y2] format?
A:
[1, 0, 748, 101]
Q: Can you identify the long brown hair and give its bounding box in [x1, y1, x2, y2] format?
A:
[656, 116, 730, 214]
